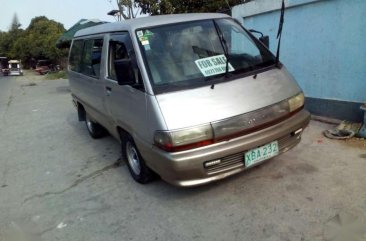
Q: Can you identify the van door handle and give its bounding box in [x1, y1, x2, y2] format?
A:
[105, 86, 112, 95]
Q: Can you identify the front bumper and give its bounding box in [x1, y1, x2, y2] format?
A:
[9, 71, 23, 76]
[138, 110, 311, 187]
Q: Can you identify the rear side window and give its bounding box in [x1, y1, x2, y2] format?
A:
[80, 39, 103, 77]
[69, 38, 103, 78]
[69, 40, 83, 72]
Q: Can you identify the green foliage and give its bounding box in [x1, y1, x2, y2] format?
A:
[136, 0, 249, 15]
[24, 17, 68, 61]
[44, 70, 67, 80]
[115, 0, 250, 18]
[116, 0, 141, 19]
[0, 16, 68, 68]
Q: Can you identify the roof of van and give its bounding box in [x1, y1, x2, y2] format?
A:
[74, 13, 229, 38]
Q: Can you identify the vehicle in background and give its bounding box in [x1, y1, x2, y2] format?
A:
[35, 60, 51, 75]
[0, 57, 9, 76]
[68, 13, 310, 187]
[35, 60, 60, 75]
[8, 60, 23, 76]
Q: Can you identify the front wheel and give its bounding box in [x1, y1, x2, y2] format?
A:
[121, 133, 155, 184]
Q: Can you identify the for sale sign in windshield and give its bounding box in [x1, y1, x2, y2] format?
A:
[195, 55, 234, 77]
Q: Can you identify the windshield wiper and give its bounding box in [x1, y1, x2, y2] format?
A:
[276, 0, 285, 67]
[221, 36, 230, 78]
[220, 33, 231, 78]
[214, 21, 231, 78]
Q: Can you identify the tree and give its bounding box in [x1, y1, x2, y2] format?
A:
[10, 13, 21, 31]
[20, 16, 67, 65]
[113, 0, 251, 20]
[136, 0, 250, 15]
[0, 14, 24, 59]
[116, 0, 141, 19]
[0, 16, 67, 67]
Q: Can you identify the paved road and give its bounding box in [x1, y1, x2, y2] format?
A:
[0, 74, 365, 241]
[0, 75, 17, 124]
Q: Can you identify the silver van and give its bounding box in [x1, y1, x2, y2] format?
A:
[68, 13, 310, 186]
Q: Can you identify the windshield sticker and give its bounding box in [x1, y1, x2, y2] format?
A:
[141, 40, 149, 46]
[138, 36, 147, 42]
[138, 30, 154, 43]
[144, 30, 154, 37]
[144, 44, 151, 51]
[195, 55, 234, 77]
[137, 31, 143, 38]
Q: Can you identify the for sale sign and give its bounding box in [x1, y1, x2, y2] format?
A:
[195, 54, 234, 77]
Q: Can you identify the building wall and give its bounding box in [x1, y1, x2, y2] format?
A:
[233, 0, 366, 121]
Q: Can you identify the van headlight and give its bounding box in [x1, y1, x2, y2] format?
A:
[154, 124, 214, 152]
[288, 92, 305, 112]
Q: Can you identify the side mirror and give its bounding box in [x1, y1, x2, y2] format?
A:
[114, 59, 135, 86]
[249, 29, 270, 48]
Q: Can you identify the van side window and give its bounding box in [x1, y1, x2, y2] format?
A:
[80, 39, 103, 78]
[108, 40, 129, 80]
[69, 40, 83, 72]
[108, 34, 144, 90]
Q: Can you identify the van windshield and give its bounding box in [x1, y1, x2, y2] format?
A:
[137, 19, 276, 93]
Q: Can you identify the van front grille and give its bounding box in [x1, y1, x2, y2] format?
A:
[204, 133, 301, 175]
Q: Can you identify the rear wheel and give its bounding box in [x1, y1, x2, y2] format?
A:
[121, 132, 155, 184]
[85, 114, 106, 139]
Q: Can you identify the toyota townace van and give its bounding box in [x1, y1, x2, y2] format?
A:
[68, 13, 310, 186]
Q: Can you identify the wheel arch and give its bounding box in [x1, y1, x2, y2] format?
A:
[117, 126, 130, 143]
[77, 101, 86, 121]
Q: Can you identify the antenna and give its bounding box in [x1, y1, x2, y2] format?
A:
[276, 0, 285, 66]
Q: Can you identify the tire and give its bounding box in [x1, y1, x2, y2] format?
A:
[121, 132, 155, 184]
[85, 114, 106, 139]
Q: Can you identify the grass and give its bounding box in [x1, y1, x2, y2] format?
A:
[44, 70, 67, 80]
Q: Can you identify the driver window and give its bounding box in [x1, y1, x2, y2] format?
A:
[108, 38, 129, 80]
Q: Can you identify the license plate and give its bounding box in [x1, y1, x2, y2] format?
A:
[245, 141, 279, 167]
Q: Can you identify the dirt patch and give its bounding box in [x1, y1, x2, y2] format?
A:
[20, 82, 37, 87]
[341, 137, 366, 149]
[6, 95, 13, 108]
[22, 159, 121, 204]
[286, 162, 318, 174]
[270, 172, 284, 180]
[56, 86, 70, 93]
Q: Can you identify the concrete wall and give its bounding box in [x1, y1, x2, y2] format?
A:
[233, 0, 366, 121]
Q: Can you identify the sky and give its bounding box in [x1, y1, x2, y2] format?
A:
[0, 0, 124, 31]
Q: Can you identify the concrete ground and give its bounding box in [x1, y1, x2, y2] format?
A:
[0, 71, 365, 241]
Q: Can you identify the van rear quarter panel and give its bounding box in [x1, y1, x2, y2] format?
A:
[69, 71, 109, 130]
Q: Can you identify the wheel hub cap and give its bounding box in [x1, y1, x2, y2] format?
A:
[126, 142, 141, 175]
[86, 118, 93, 132]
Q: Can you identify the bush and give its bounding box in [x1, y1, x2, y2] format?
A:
[44, 70, 67, 80]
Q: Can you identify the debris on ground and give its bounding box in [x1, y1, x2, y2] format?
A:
[324, 129, 355, 140]
[323, 118, 366, 148]
[343, 137, 366, 148]
[324, 121, 362, 140]
[20, 82, 37, 87]
[358, 103, 366, 138]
